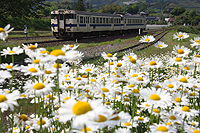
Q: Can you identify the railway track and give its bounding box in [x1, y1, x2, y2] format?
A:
[81, 29, 169, 62]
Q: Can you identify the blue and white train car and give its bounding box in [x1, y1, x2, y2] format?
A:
[51, 9, 146, 39]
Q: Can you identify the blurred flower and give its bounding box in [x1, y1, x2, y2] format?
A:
[0, 70, 12, 83]
[139, 35, 155, 43]
[1, 46, 23, 58]
[154, 41, 168, 49]
[173, 32, 189, 40]
[0, 24, 14, 41]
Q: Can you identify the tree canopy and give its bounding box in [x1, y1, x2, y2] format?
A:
[0, 0, 46, 23]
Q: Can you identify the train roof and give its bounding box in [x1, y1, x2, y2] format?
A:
[51, 9, 144, 18]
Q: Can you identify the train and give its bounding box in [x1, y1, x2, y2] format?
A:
[51, 9, 146, 39]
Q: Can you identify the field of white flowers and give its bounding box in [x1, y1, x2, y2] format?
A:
[0, 24, 200, 133]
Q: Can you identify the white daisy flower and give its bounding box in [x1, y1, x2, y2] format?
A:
[1, 46, 23, 58]
[139, 35, 155, 43]
[172, 45, 191, 57]
[173, 106, 199, 119]
[0, 24, 14, 41]
[30, 117, 51, 131]
[154, 41, 168, 49]
[101, 52, 117, 61]
[140, 88, 172, 108]
[0, 70, 12, 83]
[0, 90, 20, 112]
[150, 123, 177, 133]
[173, 32, 189, 40]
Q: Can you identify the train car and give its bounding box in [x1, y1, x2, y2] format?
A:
[51, 9, 146, 39]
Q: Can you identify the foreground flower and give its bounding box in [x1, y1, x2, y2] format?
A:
[0, 24, 14, 41]
[154, 41, 168, 49]
[139, 35, 155, 43]
[150, 123, 177, 133]
[30, 117, 51, 131]
[0, 70, 12, 83]
[173, 32, 189, 41]
[140, 88, 172, 108]
[1, 46, 23, 58]
[0, 90, 20, 112]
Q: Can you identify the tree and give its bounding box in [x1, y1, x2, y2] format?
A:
[74, 0, 85, 11]
[170, 7, 186, 16]
[0, 0, 46, 23]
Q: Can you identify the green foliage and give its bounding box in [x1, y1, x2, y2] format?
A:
[74, 0, 85, 11]
[0, 0, 46, 23]
[170, 7, 186, 16]
[0, 17, 50, 30]
[99, 4, 122, 14]
[176, 26, 200, 34]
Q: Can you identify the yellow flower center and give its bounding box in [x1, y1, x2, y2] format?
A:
[195, 40, 200, 42]
[0, 28, 5, 33]
[177, 49, 184, 54]
[190, 92, 195, 96]
[150, 94, 160, 101]
[157, 126, 168, 132]
[82, 127, 91, 132]
[76, 77, 81, 80]
[107, 53, 113, 57]
[166, 122, 171, 125]
[145, 38, 150, 42]
[153, 108, 160, 113]
[33, 83, 45, 90]
[50, 49, 65, 56]
[117, 63, 122, 67]
[85, 68, 91, 72]
[102, 88, 109, 92]
[195, 55, 200, 58]
[182, 106, 190, 112]
[72, 101, 92, 115]
[5, 65, 13, 69]
[28, 45, 37, 50]
[132, 74, 138, 77]
[67, 86, 74, 89]
[25, 126, 30, 129]
[46, 94, 56, 100]
[0, 95, 7, 103]
[90, 79, 96, 82]
[33, 59, 40, 64]
[175, 57, 182, 62]
[174, 97, 182, 102]
[184, 67, 190, 70]
[45, 70, 52, 74]
[95, 115, 107, 122]
[138, 117, 144, 121]
[40, 50, 49, 54]
[150, 61, 157, 66]
[180, 78, 187, 83]
[167, 84, 174, 88]
[194, 130, 200, 133]
[110, 115, 120, 120]
[124, 98, 129, 102]
[124, 122, 131, 126]
[155, 85, 161, 89]
[69, 45, 74, 48]
[130, 58, 136, 64]
[29, 68, 37, 73]
[178, 35, 183, 38]
[20, 94, 27, 97]
[128, 84, 134, 88]
[53, 63, 62, 68]
[105, 101, 111, 105]
[169, 115, 177, 120]
[158, 45, 163, 47]
[137, 77, 143, 81]
[9, 50, 16, 54]
[109, 62, 114, 65]
[19, 114, 28, 121]
[64, 97, 70, 100]
[37, 119, 46, 125]
[132, 89, 139, 94]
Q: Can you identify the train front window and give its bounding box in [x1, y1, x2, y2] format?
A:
[51, 14, 57, 19]
[59, 15, 64, 20]
[65, 14, 76, 19]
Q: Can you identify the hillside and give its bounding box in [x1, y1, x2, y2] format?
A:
[46, 0, 200, 13]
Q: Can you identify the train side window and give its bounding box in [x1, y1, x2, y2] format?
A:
[96, 17, 99, 23]
[84, 17, 86, 23]
[85, 17, 88, 23]
[103, 18, 105, 23]
[93, 17, 95, 23]
[100, 18, 102, 23]
[106, 18, 108, 23]
[90, 17, 92, 23]
[74, 14, 76, 19]
[111, 18, 113, 23]
[80, 16, 83, 23]
[51, 14, 57, 19]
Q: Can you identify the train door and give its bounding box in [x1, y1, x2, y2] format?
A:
[77, 15, 79, 31]
[124, 18, 127, 30]
[86, 16, 90, 32]
[58, 14, 65, 31]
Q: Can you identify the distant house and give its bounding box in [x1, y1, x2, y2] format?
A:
[123, 0, 138, 5]
[139, 11, 149, 17]
[168, 18, 175, 23]
[146, 16, 159, 21]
